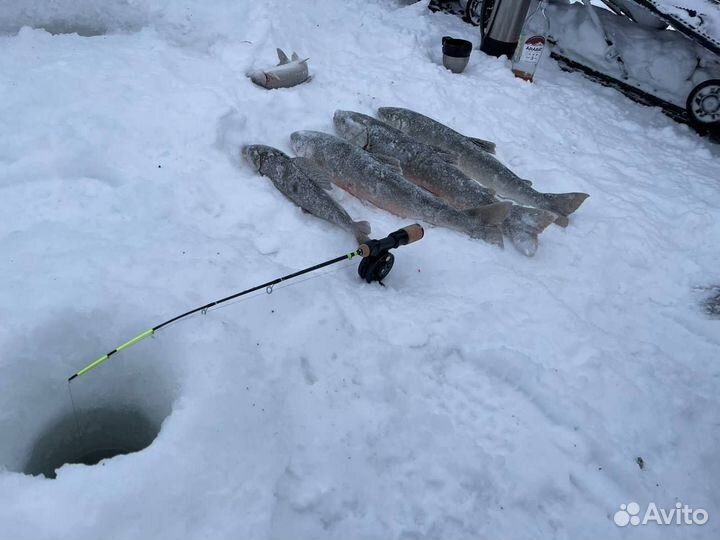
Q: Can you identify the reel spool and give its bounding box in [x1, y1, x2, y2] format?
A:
[358, 251, 395, 283]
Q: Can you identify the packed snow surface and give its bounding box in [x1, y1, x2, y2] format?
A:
[0, 0, 718, 539]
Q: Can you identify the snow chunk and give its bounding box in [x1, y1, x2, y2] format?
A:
[0, 0, 149, 36]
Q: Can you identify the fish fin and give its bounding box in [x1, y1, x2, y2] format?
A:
[467, 137, 497, 154]
[543, 192, 589, 221]
[276, 48, 290, 65]
[429, 146, 459, 165]
[371, 154, 403, 174]
[291, 52, 299, 61]
[352, 220, 372, 243]
[507, 205, 558, 235]
[505, 228, 539, 257]
[504, 205, 560, 255]
[267, 72, 281, 82]
[461, 201, 512, 225]
[292, 157, 333, 190]
[464, 221, 504, 247]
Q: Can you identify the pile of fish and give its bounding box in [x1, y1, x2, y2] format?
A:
[242, 108, 589, 256]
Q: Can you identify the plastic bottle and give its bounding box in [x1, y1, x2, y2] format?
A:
[511, 0, 549, 82]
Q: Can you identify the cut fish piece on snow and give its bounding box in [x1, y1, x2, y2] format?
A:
[290, 130, 506, 247]
[248, 48, 311, 89]
[242, 144, 371, 242]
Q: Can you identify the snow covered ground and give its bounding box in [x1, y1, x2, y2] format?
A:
[0, 0, 718, 538]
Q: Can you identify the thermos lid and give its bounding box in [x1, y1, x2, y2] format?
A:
[442, 36, 472, 58]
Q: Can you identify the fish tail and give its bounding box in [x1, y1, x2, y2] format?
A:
[460, 208, 505, 246]
[501, 206, 557, 257]
[554, 215, 570, 227]
[462, 201, 512, 225]
[352, 220, 372, 243]
[508, 206, 558, 235]
[543, 192, 589, 222]
[470, 224, 504, 247]
[505, 228, 539, 257]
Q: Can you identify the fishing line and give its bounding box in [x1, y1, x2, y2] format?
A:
[67, 224, 424, 382]
[67, 382, 85, 455]
[202, 261, 355, 314]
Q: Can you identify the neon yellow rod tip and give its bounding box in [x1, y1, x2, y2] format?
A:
[67, 328, 155, 381]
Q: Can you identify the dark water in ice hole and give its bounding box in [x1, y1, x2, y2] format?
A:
[23, 407, 160, 479]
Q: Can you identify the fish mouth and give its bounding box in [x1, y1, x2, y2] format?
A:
[241, 145, 264, 172]
[247, 70, 267, 87]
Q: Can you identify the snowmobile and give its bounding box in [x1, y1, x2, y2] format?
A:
[430, 0, 720, 136]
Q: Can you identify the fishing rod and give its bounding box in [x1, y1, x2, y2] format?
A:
[67, 224, 424, 382]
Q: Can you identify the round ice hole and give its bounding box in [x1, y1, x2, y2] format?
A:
[24, 407, 160, 479]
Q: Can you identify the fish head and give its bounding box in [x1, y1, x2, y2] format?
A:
[376, 107, 409, 131]
[248, 70, 268, 87]
[333, 110, 371, 149]
[242, 144, 286, 174]
[289, 130, 318, 159]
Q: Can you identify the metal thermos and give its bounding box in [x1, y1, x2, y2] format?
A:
[480, 0, 534, 57]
